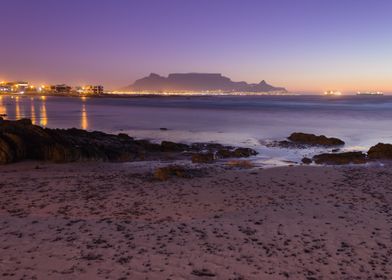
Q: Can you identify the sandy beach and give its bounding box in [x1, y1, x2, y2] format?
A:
[1, 161, 391, 279]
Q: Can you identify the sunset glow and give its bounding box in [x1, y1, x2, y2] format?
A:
[1, 0, 391, 93]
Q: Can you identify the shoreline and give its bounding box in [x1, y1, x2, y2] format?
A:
[1, 92, 297, 99]
[0, 118, 391, 168]
[1, 161, 391, 279]
[2, 92, 392, 99]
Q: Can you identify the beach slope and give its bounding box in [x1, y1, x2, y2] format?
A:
[0, 162, 391, 279]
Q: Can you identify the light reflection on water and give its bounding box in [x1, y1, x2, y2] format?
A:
[40, 99, 48, 126]
[0, 96, 6, 117]
[30, 98, 36, 124]
[81, 102, 88, 130]
[15, 96, 21, 119]
[0, 95, 88, 130]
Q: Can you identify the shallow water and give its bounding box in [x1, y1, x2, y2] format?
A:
[1, 94, 391, 166]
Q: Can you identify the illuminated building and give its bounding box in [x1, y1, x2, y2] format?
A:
[50, 84, 72, 94]
[0, 81, 29, 94]
[77, 85, 104, 95]
[37, 85, 51, 93]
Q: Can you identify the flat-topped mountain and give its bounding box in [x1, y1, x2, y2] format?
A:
[124, 73, 287, 93]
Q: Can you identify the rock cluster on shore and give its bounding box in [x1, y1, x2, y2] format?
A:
[267, 132, 392, 165]
[367, 143, 392, 159]
[274, 132, 345, 148]
[0, 118, 257, 164]
[288, 132, 345, 146]
[310, 144, 392, 165]
[312, 152, 367, 165]
[282, 133, 392, 165]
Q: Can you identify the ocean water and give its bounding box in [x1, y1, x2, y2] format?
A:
[1, 94, 392, 166]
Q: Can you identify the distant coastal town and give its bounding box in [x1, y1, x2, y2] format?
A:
[0, 81, 104, 95]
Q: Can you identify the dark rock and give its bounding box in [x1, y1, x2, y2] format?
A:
[159, 127, 168, 131]
[301, 157, 312, 164]
[161, 141, 189, 152]
[269, 140, 307, 149]
[133, 140, 161, 152]
[216, 148, 232, 158]
[288, 133, 345, 146]
[232, 147, 258, 157]
[17, 118, 33, 126]
[117, 133, 133, 140]
[190, 143, 258, 159]
[216, 147, 258, 158]
[0, 135, 16, 164]
[367, 143, 392, 159]
[191, 142, 226, 151]
[191, 268, 216, 277]
[192, 153, 215, 163]
[313, 152, 367, 165]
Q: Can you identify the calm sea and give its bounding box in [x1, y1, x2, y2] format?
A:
[1, 95, 391, 165]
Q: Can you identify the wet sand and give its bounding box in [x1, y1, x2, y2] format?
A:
[0, 161, 391, 279]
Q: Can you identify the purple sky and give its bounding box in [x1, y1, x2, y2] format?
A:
[1, 0, 391, 92]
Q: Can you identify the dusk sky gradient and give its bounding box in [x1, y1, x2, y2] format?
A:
[1, 0, 392, 92]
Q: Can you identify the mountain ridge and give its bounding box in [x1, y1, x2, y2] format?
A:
[124, 73, 287, 93]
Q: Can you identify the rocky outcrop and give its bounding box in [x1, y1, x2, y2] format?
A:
[268, 133, 346, 149]
[310, 142, 392, 165]
[0, 118, 146, 163]
[216, 147, 258, 158]
[367, 143, 392, 160]
[312, 152, 367, 165]
[288, 133, 345, 147]
[160, 141, 189, 152]
[0, 118, 257, 164]
[301, 157, 312, 164]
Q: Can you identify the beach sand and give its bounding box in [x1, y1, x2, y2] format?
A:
[0, 161, 391, 279]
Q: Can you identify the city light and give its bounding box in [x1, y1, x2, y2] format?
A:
[0, 80, 104, 95]
[324, 90, 342, 96]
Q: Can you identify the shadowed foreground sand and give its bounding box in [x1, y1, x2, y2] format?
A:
[0, 162, 391, 279]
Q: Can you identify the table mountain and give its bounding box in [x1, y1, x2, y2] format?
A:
[124, 73, 287, 93]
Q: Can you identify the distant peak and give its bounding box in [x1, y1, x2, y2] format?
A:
[148, 73, 161, 78]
